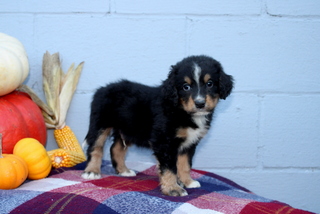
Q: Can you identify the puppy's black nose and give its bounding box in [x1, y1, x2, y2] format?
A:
[195, 100, 205, 109]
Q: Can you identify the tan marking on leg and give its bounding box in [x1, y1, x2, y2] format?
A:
[204, 74, 211, 83]
[111, 139, 131, 174]
[84, 128, 111, 174]
[177, 154, 201, 188]
[177, 154, 192, 186]
[160, 170, 188, 196]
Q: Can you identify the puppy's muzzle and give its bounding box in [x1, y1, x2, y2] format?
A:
[195, 100, 205, 109]
[194, 97, 206, 109]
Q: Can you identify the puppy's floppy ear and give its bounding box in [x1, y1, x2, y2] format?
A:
[162, 65, 179, 106]
[218, 65, 234, 100]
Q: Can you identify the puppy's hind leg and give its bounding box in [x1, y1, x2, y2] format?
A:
[110, 131, 136, 176]
[82, 128, 112, 179]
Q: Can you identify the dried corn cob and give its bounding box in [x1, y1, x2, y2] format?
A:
[53, 125, 86, 160]
[48, 148, 85, 168]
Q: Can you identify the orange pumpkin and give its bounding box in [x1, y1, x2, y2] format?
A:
[0, 134, 28, 189]
[13, 138, 52, 180]
[0, 91, 47, 154]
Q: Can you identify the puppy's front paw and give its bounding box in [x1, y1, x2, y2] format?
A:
[119, 169, 136, 177]
[162, 184, 188, 196]
[186, 180, 201, 188]
[81, 171, 101, 179]
[169, 188, 188, 197]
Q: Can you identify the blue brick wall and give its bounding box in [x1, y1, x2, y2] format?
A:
[1, 1, 319, 212]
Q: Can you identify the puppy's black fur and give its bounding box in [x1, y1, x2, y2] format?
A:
[82, 55, 233, 196]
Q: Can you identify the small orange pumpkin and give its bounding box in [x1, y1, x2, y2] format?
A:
[13, 138, 52, 180]
[0, 134, 28, 189]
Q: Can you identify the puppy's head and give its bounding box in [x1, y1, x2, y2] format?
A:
[163, 55, 233, 115]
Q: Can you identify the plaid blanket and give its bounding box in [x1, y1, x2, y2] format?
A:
[0, 160, 314, 214]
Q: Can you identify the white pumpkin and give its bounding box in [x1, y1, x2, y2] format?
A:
[0, 33, 29, 96]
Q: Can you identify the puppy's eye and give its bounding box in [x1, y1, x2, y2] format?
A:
[206, 80, 213, 88]
[183, 83, 191, 91]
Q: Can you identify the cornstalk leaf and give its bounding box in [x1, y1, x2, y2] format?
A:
[60, 63, 74, 92]
[57, 62, 84, 129]
[42, 51, 61, 124]
[42, 111, 57, 126]
[17, 85, 54, 118]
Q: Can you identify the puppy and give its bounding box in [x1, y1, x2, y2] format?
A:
[82, 55, 233, 196]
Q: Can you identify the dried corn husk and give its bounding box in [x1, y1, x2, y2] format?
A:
[38, 51, 84, 129]
[17, 51, 84, 144]
[42, 52, 62, 123]
[17, 51, 86, 167]
[57, 62, 83, 129]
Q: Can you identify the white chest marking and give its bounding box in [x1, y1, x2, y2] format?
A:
[179, 115, 208, 152]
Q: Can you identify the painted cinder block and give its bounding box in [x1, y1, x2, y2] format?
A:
[114, 0, 261, 15]
[33, 15, 186, 91]
[0, 15, 34, 50]
[266, 0, 320, 16]
[260, 94, 320, 168]
[0, 0, 109, 13]
[187, 18, 320, 93]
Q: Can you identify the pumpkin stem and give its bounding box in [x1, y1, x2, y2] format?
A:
[0, 133, 3, 158]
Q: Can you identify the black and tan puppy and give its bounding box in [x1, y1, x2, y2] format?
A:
[82, 55, 233, 196]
